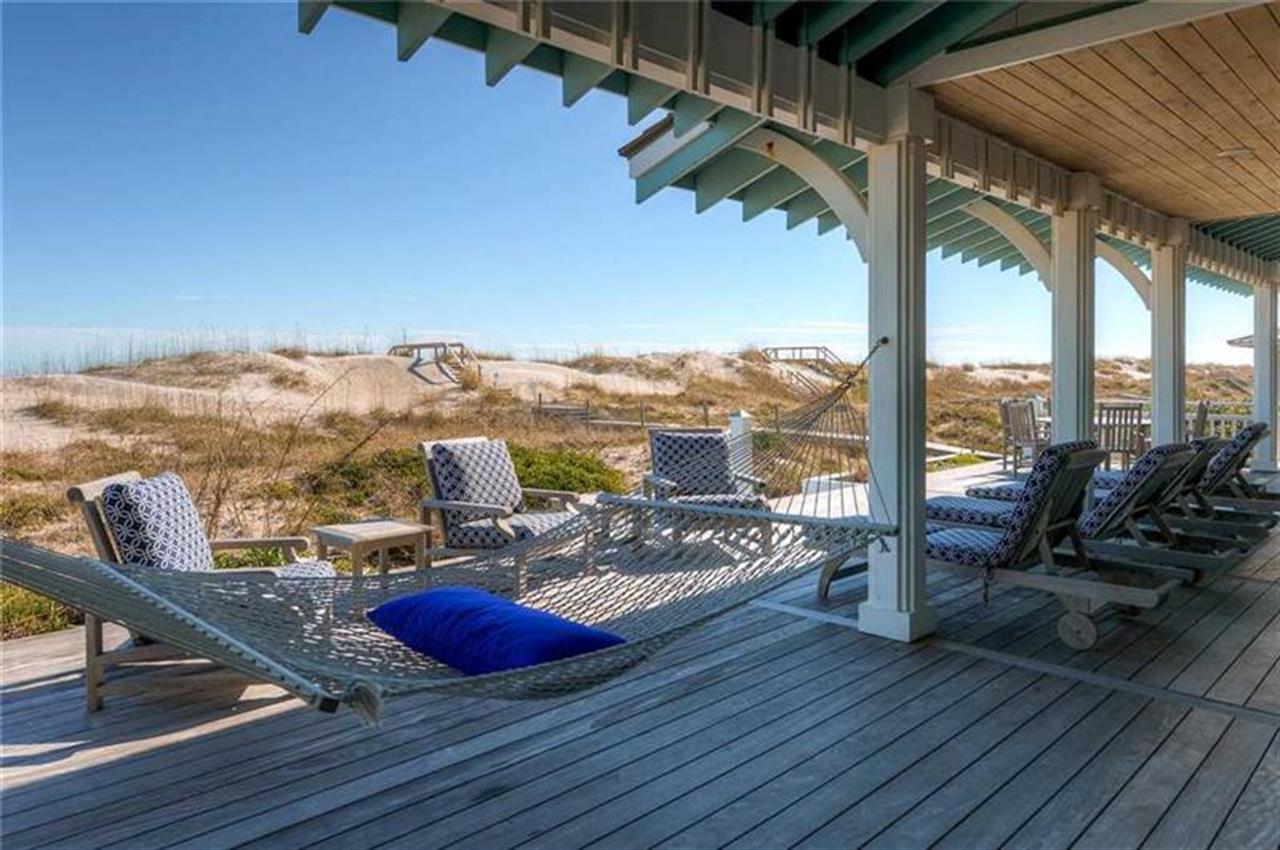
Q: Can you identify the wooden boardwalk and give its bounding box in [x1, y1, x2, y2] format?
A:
[2, 532, 1277, 848]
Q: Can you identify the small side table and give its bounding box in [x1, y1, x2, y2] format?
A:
[312, 519, 433, 577]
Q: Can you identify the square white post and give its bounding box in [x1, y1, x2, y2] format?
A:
[858, 87, 936, 643]
[1151, 231, 1187, 445]
[1254, 282, 1278, 471]
[1050, 174, 1100, 443]
[728, 409, 754, 476]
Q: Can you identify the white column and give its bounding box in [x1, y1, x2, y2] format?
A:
[1151, 232, 1187, 445]
[859, 87, 936, 643]
[1050, 174, 1100, 443]
[1254, 281, 1278, 471]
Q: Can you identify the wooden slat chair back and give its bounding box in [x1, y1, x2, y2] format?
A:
[1005, 400, 1046, 474]
[67, 471, 143, 565]
[1190, 400, 1211, 440]
[1095, 402, 1145, 470]
[997, 398, 1016, 470]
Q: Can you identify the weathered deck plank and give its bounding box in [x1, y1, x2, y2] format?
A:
[2, 525, 1277, 850]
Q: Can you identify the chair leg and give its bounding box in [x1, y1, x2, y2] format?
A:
[85, 613, 104, 713]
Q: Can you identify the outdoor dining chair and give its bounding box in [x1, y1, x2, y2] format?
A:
[1095, 401, 1145, 470]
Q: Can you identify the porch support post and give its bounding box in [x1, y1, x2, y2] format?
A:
[1254, 281, 1278, 471]
[1050, 173, 1100, 443]
[858, 87, 936, 643]
[1151, 221, 1188, 445]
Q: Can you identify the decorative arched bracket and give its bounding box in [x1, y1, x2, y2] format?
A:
[736, 128, 869, 262]
[965, 199, 1153, 308]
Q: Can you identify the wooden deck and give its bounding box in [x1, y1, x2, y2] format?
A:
[2, 507, 1277, 848]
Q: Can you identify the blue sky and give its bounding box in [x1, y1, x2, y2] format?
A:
[1, 2, 1256, 373]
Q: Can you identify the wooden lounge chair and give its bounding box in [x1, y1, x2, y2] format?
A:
[67, 470, 334, 711]
[418, 437, 580, 562]
[923, 441, 1182, 650]
[1188, 422, 1279, 513]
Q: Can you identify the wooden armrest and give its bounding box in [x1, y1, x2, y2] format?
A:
[418, 498, 514, 518]
[210, 536, 310, 556]
[522, 488, 580, 503]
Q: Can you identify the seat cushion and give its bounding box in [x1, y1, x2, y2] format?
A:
[1201, 423, 1267, 492]
[649, 431, 736, 496]
[964, 483, 1025, 502]
[1078, 443, 1190, 539]
[101, 472, 214, 572]
[926, 527, 1004, 567]
[1092, 469, 1126, 490]
[924, 496, 1015, 528]
[368, 587, 625, 676]
[451, 511, 575, 551]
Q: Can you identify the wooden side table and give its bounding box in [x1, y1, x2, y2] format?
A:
[312, 519, 433, 577]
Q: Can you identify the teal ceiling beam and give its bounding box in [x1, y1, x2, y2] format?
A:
[627, 78, 678, 126]
[756, 1, 797, 25]
[929, 216, 987, 246]
[926, 212, 974, 241]
[785, 158, 867, 229]
[817, 211, 841, 235]
[396, 2, 450, 61]
[635, 110, 764, 203]
[299, 0, 329, 33]
[484, 28, 537, 86]
[942, 225, 1002, 259]
[802, 1, 873, 46]
[561, 54, 613, 107]
[741, 170, 808, 221]
[740, 143, 860, 221]
[858, 1, 1019, 86]
[840, 1, 939, 63]
[695, 150, 775, 214]
[673, 93, 724, 137]
[961, 230, 1015, 261]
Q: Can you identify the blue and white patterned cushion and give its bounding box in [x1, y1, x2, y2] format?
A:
[1091, 469, 1126, 490]
[926, 526, 1004, 566]
[449, 510, 575, 550]
[649, 431, 737, 496]
[101, 472, 215, 572]
[924, 495, 1016, 528]
[929, 441, 1096, 569]
[963, 483, 1024, 502]
[431, 439, 526, 548]
[278, 560, 337, 578]
[1200, 422, 1267, 493]
[1078, 443, 1190, 538]
[987, 440, 1097, 567]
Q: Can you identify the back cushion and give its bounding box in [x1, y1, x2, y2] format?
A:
[100, 472, 214, 571]
[988, 440, 1095, 565]
[650, 431, 735, 496]
[1200, 422, 1266, 490]
[430, 439, 524, 514]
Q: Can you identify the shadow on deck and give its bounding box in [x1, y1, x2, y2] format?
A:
[2, 466, 1277, 849]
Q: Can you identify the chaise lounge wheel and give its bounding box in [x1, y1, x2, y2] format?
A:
[1057, 611, 1098, 650]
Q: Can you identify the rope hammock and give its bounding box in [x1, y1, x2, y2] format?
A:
[0, 344, 895, 722]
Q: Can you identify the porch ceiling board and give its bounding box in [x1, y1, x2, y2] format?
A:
[928, 3, 1280, 221]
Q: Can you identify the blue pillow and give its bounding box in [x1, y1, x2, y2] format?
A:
[367, 587, 625, 676]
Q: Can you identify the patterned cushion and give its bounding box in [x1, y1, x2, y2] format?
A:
[1078, 443, 1190, 538]
[450, 511, 575, 550]
[987, 440, 1097, 567]
[926, 527, 1004, 566]
[1092, 469, 1126, 490]
[668, 494, 771, 511]
[431, 439, 525, 547]
[101, 473, 215, 572]
[923, 496, 1016, 528]
[964, 483, 1025, 502]
[1200, 422, 1267, 492]
[278, 560, 338, 578]
[649, 431, 737, 496]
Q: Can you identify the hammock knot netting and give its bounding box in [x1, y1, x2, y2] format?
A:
[0, 346, 895, 721]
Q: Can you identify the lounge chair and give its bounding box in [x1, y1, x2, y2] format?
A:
[924, 441, 1182, 650]
[944, 443, 1247, 578]
[642, 428, 772, 554]
[67, 470, 335, 711]
[1187, 422, 1280, 513]
[418, 437, 580, 560]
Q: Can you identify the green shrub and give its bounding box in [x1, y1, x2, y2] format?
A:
[213, 548, 286, 569]
[0, 492, 67, 534]
[508, 444, 625, 494]
[1, 584, 82, 640]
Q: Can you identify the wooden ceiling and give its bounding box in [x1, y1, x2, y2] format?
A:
[928, 2, 1280, 223]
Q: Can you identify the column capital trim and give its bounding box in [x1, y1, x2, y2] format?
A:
[884, 85, 936, 143]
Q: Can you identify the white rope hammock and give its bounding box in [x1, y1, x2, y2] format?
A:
[0, 345, 896, 722]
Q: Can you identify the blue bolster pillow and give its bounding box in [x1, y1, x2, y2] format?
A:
[367, 587, 626, 676]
